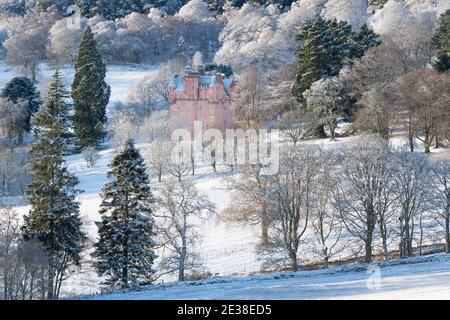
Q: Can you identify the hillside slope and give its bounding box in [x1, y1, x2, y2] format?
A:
[80, 254, 450, 300]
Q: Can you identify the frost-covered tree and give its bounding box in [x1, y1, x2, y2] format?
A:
[177, 0, 212, 21]
[93, 139, 157, 289]
[0, 98, 27, 145]
[269, 145, 321, 271]
[48, 16, 88, 65]
[369, 0, 436, 69]
[72, 26, 111, 149]
[392, 152, 432, 258]
[334, 137, 393, 263]
[214, 3, 279, 71]
[431, 160, 450, 253]
[191, 51, 203, 71]
[3, 8, 57, 82]
[395, 70, 450, 153]
[156, 180, 214, 281]
[304, 77, 347, 140]
[235, 67, 267, 129]
[144, 139, 172, 182]
[321, 0, 368, 29]
[1, 76, 41, 137]
[22, 70, 86, 300]
[225, 163, 275, 246]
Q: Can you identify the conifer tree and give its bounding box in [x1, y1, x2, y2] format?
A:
[353, 23, 382, 58]
[72, 26, 110, 149]
[22, 70, 86, 300]
[292, 18, 380, 101]
[93, 139, 157, 289]
[432, 10, 450, 72]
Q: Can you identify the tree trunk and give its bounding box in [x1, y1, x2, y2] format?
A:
[445, 214, 450, 254]
[365, 240, 373, 263]
[379, 221, 389, 260]
[261, 218, 269, 246]
[179, 236, 187, 282]
[47, 255, 55, 300]
[290, 251, 298, 272]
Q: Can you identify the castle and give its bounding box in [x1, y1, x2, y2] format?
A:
[168, 65, 237, 133]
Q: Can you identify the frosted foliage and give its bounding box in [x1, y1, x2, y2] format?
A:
[321, 0, 368, 29]
[277, 0, 325, 35]
[268, 0, 325, 65]
[177, 0, 213, 21]
[147, 8, 166, 23]
[368, 0, 437, 44]
[369, 0, 414, 37]
[214, 4, 280, 71]
[404, 0, 450, 15]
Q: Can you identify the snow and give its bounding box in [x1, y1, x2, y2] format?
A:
[2, 60, 450, 299]
[0, 62, 157, 106]
[79, 254, 450, 300]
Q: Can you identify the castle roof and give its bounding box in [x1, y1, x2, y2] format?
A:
[170, 73, 234, 92]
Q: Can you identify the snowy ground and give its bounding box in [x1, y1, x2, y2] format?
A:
[0, 62, 156, 106]
[3, 61, 450, 299]
[79, 254, 450, 300]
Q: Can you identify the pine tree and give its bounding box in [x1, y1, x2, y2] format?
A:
[292, 18, 380, 100]
[22, 70, 86, 300]
[1, 76, 41, 135]
[93, 139, 157, 289]
[353, 23, 382, 58]
[72, 26, 110, 149]
[291, 17, 331, 101]
[432, 10, 450, 72]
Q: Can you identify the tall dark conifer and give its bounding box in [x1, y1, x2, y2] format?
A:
[72, 26, 110, 149]
[93, 139, 157, 289]
[22, 70, 86, 300]
[432, 10, 450, 72]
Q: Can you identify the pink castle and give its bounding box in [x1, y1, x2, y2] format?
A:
[168, 65, 237, 133]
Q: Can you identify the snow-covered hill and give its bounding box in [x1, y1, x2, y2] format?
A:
[79, 254, 450, 300]
[2, 61, 450, 299]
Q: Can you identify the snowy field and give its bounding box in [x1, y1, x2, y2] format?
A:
[0, 62, 156, 106]
[2, 61, 450, 299]
[80, 254, 450, 300]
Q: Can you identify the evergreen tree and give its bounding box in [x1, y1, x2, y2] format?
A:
[93, 139, 157, 289]
[72, 26, 110, 149]
[291, 17, 331, 101]
[353, 23, 382, 58]
[1, 76, 41, 134]
[292, 18, 380, 100]
[432, 10, 450, 72]
[22, 70, 86, 300]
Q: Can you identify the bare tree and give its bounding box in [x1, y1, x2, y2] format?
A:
[128, 59, 184, 110]
[310, 150, 344, 267]
[224, 163, 274, 246]
[0, 98, 28, 145]
[269, 145, 320, 271]
[431, 160, 450, 253]
[392, 152, 432, 258]
[235, 67, 268, 129]
[0, 146, 31, 199]
[0, 208, 47, 300]
[82, 147, 100, 168]
[395, 70, 450, 153]
[144, 139, 172, 182]
[156, 181, 215, 281]
[334, 137, 393, 263]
